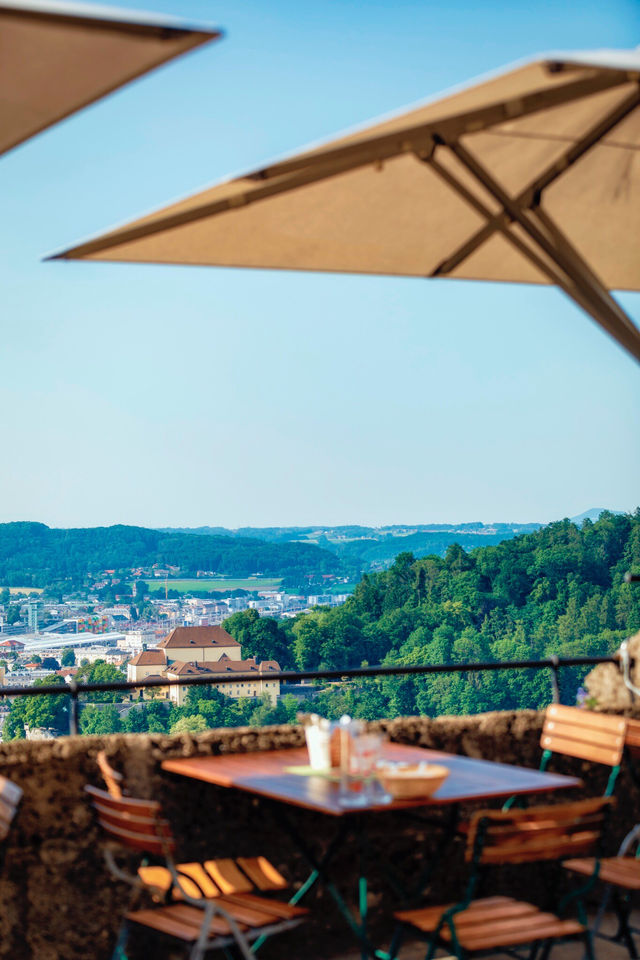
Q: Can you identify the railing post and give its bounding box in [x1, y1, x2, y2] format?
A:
[549, 655, 561, 704]
[68, 681, 79, 736]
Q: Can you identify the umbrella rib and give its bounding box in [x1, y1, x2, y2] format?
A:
[438, 138, 640, 362]
[250, 71, 632, 181]
[420, 150, 634, 351]
[50, 71, 633, 260]
[423, 152, 561, 285]
[432, 84, 640, 279]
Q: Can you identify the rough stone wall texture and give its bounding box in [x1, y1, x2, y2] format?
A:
[1, 711, 638, 960]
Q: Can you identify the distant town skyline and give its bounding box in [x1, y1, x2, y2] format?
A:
[2, 0, 638, 529]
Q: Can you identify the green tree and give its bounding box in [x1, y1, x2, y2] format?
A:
[6, 605, 21, 625]
[74, 660, 125, 702]
[292, 616, 323, 670]
[61, 648, 75, 667]
[4, 674, 69, 739]
[170, 715, 208, 735]
[79, 704, 122, 735]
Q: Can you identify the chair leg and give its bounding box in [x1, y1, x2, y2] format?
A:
[612, 891, 638, 960]
[528, 939, 541, 960]
[537, 939, 553, 960]
[424, 933, 439, 960]
[592, 883, 612, 939]
[111, 920, 130, 960]
[387, 923, 405, 960]
[582, 930, 595, 960]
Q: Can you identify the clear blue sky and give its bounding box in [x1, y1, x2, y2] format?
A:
[2, 0, 639, 529]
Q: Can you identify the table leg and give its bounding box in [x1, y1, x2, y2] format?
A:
[266, 803, 379, 959]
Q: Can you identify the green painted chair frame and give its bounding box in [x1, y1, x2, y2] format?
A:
[389, 796, 613, 960]
[86, 783, 307, 960]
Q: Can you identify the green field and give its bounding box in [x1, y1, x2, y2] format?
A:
[8, 586, 43, 595]
[143, 578, 282, 594]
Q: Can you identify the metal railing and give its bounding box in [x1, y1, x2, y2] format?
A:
[0, 653, 625, 736]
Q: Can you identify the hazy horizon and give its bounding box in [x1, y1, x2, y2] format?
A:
[4, 506, 636, 532]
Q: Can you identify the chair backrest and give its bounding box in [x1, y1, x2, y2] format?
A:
[541, 705, 626, 773]
[0, 775, 22, 842]
[96, 750, 124, 799]
[467, 796, 613, 866]
[85, 784, 175, 856]
[625, 718, 640, 758]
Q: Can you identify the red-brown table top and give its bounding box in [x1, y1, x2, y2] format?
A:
[161, 743, 581, 817]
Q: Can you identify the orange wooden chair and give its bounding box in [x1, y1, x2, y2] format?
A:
[96, 750, 288, 898]
[389, 796, 613, 960]
[86, 783, 307, 960]
[561, 720, 640, 959]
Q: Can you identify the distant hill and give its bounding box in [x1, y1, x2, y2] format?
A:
[570, 508, 623, 525]
[0, 522, 343, 588]
[161, 521, 543, 570]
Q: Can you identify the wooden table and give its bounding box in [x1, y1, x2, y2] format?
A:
[162, 743, 580, 815]
[162, 743, 581, 958]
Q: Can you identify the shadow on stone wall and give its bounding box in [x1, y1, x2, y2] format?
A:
[1, 710, 639, 960]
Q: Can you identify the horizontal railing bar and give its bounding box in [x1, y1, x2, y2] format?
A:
[0, 654, 621, 700]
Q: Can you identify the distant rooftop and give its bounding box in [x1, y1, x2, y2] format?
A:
[158, 625, 240, 649]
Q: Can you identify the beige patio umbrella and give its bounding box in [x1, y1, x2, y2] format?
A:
[51, 50, 640, 363]
[0, 0, 221, 156]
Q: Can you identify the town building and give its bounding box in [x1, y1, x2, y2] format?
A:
[126, 625, 281, 705]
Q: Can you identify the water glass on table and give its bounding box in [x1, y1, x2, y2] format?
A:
[338, 721, 391, 806]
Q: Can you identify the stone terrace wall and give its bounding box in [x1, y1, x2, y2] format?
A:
[1, 711, 638, 960]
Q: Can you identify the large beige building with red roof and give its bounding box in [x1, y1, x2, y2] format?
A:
[126, 625, 280, 706]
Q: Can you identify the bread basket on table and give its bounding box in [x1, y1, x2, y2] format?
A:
[377, 762, 449, 799]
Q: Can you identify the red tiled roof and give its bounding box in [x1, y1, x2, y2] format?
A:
[158, 626, 240, 649]
[259, 661, 281, 672]
[164, 657, 280, 677]
[129, 650, 166, 666]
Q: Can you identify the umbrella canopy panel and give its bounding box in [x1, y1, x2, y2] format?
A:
[52, 51, 640, 361]
[0, 0, 220, 156]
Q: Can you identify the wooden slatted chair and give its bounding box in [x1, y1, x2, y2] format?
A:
[96, 750, 288, 898]
[562, 722, 640, 959]
[390, 797, 613, 960]
[564, 821, 640, 960]
[86, 784, 307, 960]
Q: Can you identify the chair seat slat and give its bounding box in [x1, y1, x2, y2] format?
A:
[235, 856, 287, 891]
[395, 896, 585, 951]
[218, 892, 307, 920]
[563, 857, 640, 890]
[127, 903, 247, 939]
[204, 858, 253, 894]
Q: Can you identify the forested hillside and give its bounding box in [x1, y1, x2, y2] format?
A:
[282, 510, 640, 717]
[0, 522, 343, 587]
